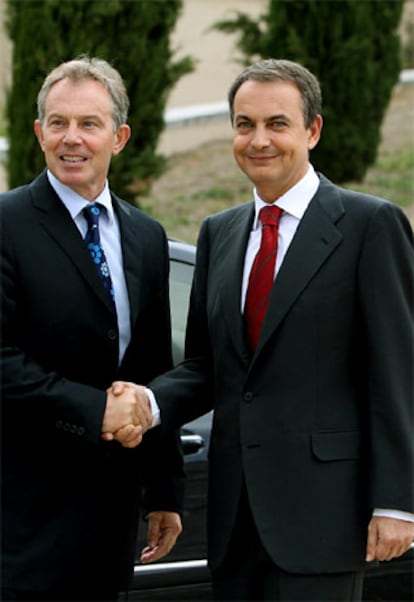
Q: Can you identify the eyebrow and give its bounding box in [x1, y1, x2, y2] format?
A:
[234, 113, 291, 123]
[46, 112, 102, 121]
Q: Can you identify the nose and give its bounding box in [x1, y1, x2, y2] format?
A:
[62, 123, 81, 144]
[250, 124, 271, 149]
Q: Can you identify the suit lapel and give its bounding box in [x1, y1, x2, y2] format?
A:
[31, 173, 114, 313]
[215, 203, 254, 360]
[254, 177, 345, 358]
[113, 196, 143, 322]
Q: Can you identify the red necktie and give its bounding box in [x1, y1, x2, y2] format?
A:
[245, 205, 283, 351]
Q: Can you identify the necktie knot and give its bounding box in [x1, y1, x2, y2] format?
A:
[259, 205, 283, 228]
[83, 203, 104, 230]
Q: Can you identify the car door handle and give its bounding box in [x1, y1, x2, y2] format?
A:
[180, 433, 204, 455]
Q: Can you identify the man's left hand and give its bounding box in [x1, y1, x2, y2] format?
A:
[140, 511, 183, 564]
[366, 516, 414, 562]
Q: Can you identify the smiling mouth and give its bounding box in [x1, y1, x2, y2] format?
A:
[61, 155, 86, 163]
[249, 154, 276, 160]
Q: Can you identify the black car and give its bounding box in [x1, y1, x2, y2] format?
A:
[123, 239, 413, 601]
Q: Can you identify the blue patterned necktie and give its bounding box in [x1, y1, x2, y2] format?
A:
[83, 203, 116, 313]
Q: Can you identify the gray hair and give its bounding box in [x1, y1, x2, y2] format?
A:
[228, 58, 322, 128]
[37, 56, 129, 130]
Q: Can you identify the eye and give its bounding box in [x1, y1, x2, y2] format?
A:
[83, 120, 96, 128]
[235, 120, 252, 131]
[270, 120, 287, 129]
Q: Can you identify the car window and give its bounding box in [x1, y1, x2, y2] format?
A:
[169, 259, 194, 365]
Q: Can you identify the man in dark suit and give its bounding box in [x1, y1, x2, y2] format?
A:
[0, 56, 184, 601]
[112, 59, 414, 600]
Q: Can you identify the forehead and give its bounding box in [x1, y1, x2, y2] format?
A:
[233, 79, 303, 116]
[45, 77, 113, 114]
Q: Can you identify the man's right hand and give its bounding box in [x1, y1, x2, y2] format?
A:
[101, 382, 152, 448]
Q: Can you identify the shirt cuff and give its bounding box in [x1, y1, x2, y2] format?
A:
[373, 508, 414, 523]
[145, 387, 161, 427]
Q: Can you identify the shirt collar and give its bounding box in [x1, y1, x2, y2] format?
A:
[46, 170, 115, 224]
[252, 164, 320, 228]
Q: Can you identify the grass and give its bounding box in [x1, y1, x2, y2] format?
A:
[348, 147, 414, 207]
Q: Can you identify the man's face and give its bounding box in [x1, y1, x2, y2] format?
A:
[34, 78, 130, 200]
[232, 79, 322, 203]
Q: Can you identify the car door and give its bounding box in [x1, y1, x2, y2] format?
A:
[128, 241, 212, 597]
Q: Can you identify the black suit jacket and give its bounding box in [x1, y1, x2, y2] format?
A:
[151, 174, 413, 574]
[0, 171, 184, 592]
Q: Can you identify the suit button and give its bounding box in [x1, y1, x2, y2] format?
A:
[56, 419, 63, 430]
[107, 329, 117, 341]
[77, 427, 85, 436]
[243, 392, 253, 403]
[63, 422, 70, 432]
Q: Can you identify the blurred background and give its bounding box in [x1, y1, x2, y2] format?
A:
[0, 0, 413, 241]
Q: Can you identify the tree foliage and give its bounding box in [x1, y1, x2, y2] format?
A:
[214, 0, 404, 183]
[5, 0, 194, 203]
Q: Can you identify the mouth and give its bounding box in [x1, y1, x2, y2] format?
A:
[60, 155, 87, 163]
[248, 154, 277, 161]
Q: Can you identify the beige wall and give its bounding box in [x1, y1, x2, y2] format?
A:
[166, 0, 266, 107]
[158, 0, 266, 152]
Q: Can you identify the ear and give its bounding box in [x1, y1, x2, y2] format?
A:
[34, 120, 45, 152]
[307, 114, 323, 150]
[112, 124, 131, 156]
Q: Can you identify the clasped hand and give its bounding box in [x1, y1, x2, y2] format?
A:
[101, 381, 151, 448]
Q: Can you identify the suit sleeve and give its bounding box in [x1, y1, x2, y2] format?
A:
[150, 218, 215, 430]
[0, 204, 108, 445]
[358, 201, 414, 513]
[130, 229, 185, 513]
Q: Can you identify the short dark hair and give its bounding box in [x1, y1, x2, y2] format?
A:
[228, 58, 322, 128]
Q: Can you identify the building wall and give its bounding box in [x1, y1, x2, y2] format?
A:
[166, 0, 266, 107]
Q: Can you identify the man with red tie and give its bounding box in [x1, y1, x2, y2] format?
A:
[113, 58, 414, 601]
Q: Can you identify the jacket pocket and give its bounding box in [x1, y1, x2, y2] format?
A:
[311, 431, 361, 461]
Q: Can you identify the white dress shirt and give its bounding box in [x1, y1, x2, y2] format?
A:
[241, 164, 319, 311]
[47, 170, 131, 365]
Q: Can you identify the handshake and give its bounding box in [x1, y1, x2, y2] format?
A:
[101, 381, 152, 448]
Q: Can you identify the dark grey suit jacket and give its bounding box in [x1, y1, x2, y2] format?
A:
[152, 173, 413, 574]
[1, 171, 184, 592]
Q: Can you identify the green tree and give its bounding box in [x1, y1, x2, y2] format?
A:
[214, 0, 404, 183]
[5, 0, 194, 203]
